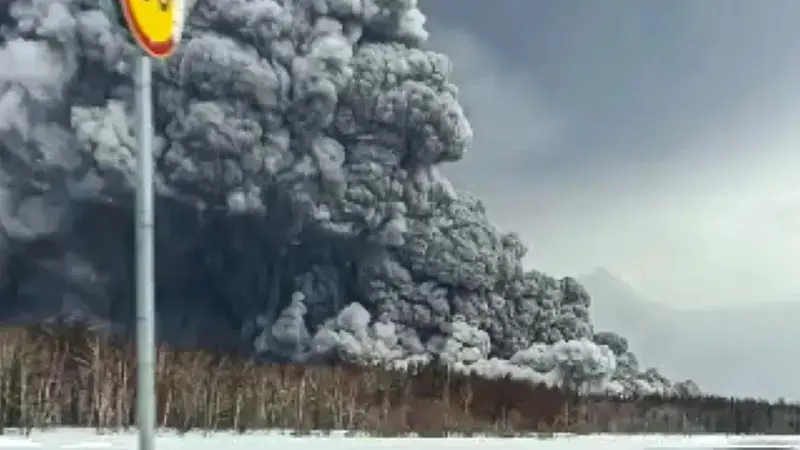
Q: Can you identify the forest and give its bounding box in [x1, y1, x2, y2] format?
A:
[0, 324, 795, 436]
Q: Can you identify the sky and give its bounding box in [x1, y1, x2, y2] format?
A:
[423, 0, 800, 309]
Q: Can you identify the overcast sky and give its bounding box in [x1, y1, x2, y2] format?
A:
[424, 0, 800, 309]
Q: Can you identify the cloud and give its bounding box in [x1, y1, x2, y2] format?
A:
[518, 86, 800, 307]
[427, 28, 565, 195]
[602, 99, 800, 307]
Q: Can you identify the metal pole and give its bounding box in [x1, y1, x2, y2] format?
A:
[134, 53, 156, 450]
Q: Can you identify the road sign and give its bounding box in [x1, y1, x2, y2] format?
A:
[117, 0, 186, 58]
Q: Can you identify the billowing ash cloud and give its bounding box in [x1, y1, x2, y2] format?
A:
[0, 0, 695, 396]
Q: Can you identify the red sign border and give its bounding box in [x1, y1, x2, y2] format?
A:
[118, 0, 177, 58]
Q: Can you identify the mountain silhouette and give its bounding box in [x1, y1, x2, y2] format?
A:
[581, 268, 800, 401]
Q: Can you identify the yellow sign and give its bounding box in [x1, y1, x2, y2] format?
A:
[119, 0, 185, 58]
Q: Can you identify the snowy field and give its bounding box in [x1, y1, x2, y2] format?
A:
[0, 430, 798, 450]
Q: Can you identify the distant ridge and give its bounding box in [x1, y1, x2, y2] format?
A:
[580, 268, 800, 401]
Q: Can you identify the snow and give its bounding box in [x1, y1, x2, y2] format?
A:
[0, 430, 797, 450]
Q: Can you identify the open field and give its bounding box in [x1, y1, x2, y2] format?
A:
[0, 429, 798, 450]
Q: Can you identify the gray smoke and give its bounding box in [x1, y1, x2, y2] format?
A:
[0, 0, 694, 395]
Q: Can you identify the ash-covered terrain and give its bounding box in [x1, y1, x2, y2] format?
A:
[0, 0, 697, 396]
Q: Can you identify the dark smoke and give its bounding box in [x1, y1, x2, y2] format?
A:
[0, 0, 696, 395]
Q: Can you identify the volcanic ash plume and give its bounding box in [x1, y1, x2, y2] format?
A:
[0, 0, 696, 396]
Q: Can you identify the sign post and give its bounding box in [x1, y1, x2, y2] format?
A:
[100, 1, 185, 449]
[132, 52, 156, 450]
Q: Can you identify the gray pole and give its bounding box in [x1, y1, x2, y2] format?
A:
[134, 52, 156, 450]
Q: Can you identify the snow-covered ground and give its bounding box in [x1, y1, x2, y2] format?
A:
[0, 429, 798, 450]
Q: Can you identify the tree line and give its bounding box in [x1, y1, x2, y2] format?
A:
[0, 323, 795, 436]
